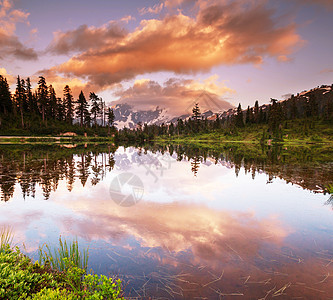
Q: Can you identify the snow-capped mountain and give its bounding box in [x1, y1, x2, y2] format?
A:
[113, 91, 234, 129]
[113, 104, 172, 129]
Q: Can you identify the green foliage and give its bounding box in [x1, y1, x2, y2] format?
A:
[83, 274, 124, 299]
[0, 246, 57, 300]
[28, 287, 77, 299]
[0, 230, 125, 300]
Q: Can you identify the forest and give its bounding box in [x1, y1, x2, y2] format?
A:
[0, 75, 115, 136]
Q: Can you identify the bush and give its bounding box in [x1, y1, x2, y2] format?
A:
[0, 234, 125, 300]
[0, 246, 57, 299]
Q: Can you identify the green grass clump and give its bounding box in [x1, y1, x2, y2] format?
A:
[326, 184, 333, 194]
[38, 236, 88, 272]
[0, 226, 13, 252]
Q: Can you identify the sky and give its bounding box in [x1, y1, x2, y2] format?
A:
[0, 0, 333, 115]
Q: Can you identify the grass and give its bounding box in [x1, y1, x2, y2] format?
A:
[326, 184, 333, 194]
[0, 226, 13, 252]
[38, 236, 88, 272]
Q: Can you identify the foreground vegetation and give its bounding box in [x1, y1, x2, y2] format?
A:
[0, 228, 124, 299]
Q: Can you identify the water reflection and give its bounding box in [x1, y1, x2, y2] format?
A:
[1, 143, 332, 202]
[0, 143, 333, 298]
[0, 144, 116, 201]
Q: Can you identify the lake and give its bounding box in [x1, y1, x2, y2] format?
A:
[0, 143, 333, 299]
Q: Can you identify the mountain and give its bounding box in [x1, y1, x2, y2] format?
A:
[113, 91, 233, 129]
[112, 85, 333, 129]
[112, 104, 172, 129]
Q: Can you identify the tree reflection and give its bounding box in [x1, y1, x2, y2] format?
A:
[0, 143, 332, 201]
[0, 144, 116, 201]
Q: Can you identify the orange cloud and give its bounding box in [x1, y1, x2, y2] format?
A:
[37, 69, 99, 98]
[112, 76, 234, 115]
[47, 22, 126, 55]
[0, 0, 37, 60]
[56, 198, 289, 262]
[47, 0, 303, 89]
[0, 67, 15, 85]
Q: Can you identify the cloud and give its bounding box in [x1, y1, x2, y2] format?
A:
[56, 195, 288, 264]
[0, 32, 38, 60]
[37, 69, 96, 98]
[0, 0, 38, 60]
[47, 0, 303, 89]
[139, 3, 164, 15]
[112, 75, 235, 115]
[0, 67, 15, 84]
[47, 22, 126, 55]
[320, 68, 333, 74]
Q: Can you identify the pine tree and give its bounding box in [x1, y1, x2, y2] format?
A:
[14, 76, 25, 128]
[76, 91, 89, 127]
[192, 102, 201, 132]
[63, 85, 74, 125]
[48, 85, 57, 119]
[254, 100, 259, 123]
[290, 95, 298, 119]
[192, 103, 201, 121]
[246, 106, 251, 124]
[0, 75, 12, 115]
[235, 103, 244, 127]
[56, 97, 64, 121]
[25, 78, 35, 114]
[106, 107, 115, 127]
[37, 76, 48, 123]
[90, 92, 100, 127]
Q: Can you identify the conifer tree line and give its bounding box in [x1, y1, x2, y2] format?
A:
[0, 75, 115, 135]
[117, 84, 333, 142]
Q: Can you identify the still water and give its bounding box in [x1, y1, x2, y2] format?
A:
[0, 143, 333, 299]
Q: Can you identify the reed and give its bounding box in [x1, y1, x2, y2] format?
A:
[327, 183, 333, 194]
[0, 226, 13, 252]
[38, 236, 89, 272]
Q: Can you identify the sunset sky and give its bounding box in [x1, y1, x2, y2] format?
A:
[0, 0, 332, 114]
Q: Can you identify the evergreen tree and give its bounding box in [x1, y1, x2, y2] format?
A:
[290, 95, 298, 119]
[268, 98, 283, 136]
[192, 103, 201, 121]
[245, 106, 251, 124]
[90, 92, 100, 127]
[37, 76, 48, 123]
[63, 85, 74, 125]
[56, 97, 64, 121]
[14, 76, 25, 128]
[235, 103, 244, 127]
[254, 100, 259, 123]
[0, 75, 12, 115]
[106, 107, 115, 127]
[192, 102, 201, 132]
[48, 85, 57, 119]
[100, 98, 105, 126]
[25, 78, 35, 114]
[76, 91, 89, 127]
